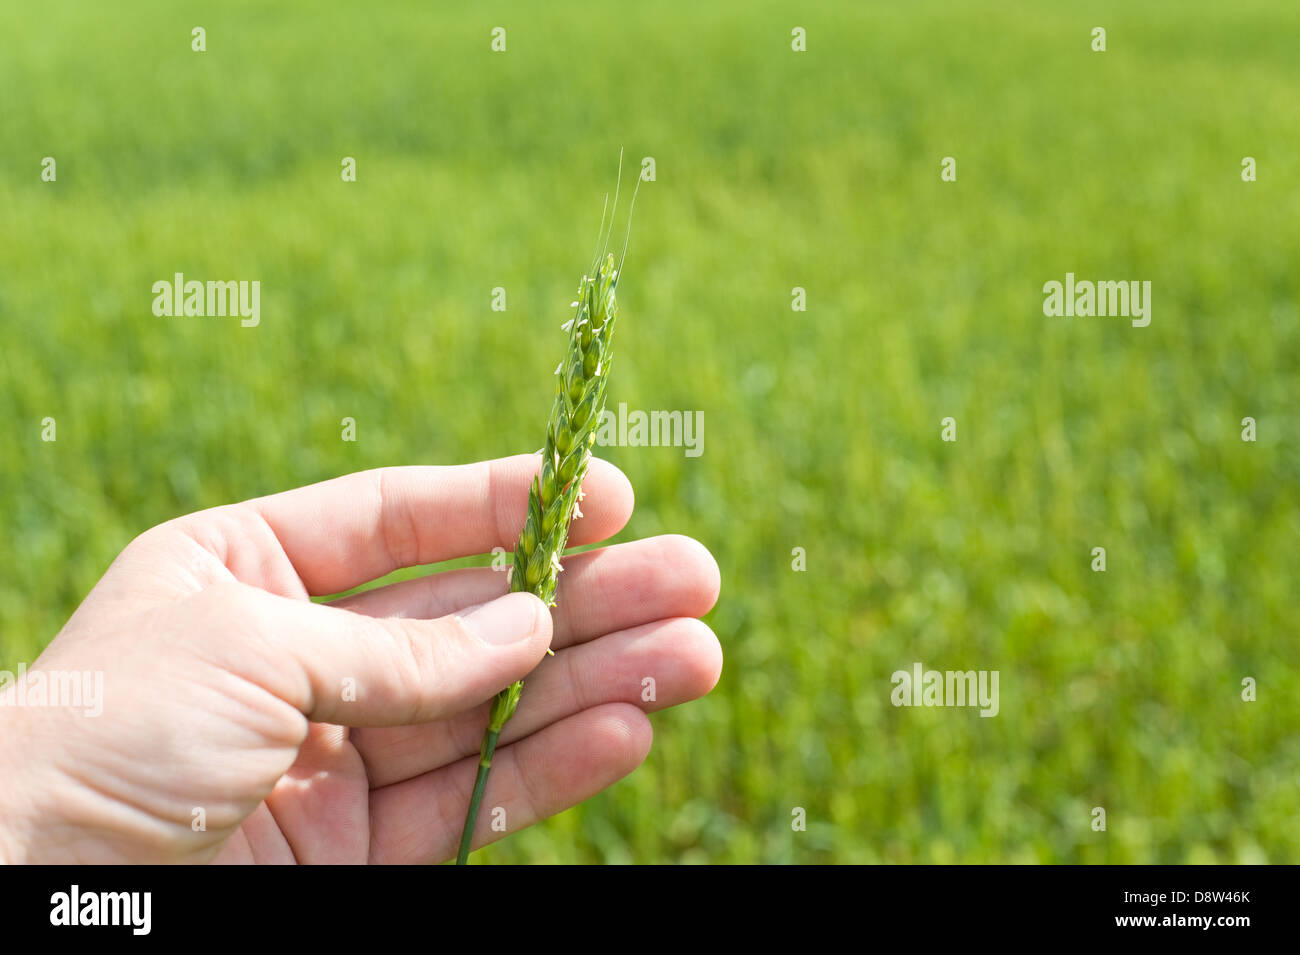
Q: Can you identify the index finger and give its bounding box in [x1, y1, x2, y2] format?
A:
[245, 455, 633, 595]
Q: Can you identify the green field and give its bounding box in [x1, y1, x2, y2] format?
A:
[2, 0, 1298, 862]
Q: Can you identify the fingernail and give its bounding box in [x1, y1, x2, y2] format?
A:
[458, 593, 542, 646]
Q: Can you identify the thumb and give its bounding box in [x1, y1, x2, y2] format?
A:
[196, 583, 552, 726]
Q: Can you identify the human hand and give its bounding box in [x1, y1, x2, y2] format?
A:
[0, 455, 722, 863]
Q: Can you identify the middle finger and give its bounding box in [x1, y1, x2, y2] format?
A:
[329, 533, 720, 652]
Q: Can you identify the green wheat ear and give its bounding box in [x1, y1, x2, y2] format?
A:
[512, 252, 619, 606]
[455, 166, 638, 865]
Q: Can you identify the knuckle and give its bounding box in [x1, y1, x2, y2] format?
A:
[384, 616, 444, 717]
[374, 469, 423, 570]
[510, 743, 548, 822]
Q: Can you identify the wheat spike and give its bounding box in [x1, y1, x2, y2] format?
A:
[455, 251, 622, 864]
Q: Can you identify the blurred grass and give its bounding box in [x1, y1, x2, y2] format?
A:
[1, 0, 1297, 862]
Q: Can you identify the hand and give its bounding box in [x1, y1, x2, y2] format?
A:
[0, 455, 722, 864]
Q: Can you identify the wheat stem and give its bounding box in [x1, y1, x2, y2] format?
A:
[455, 729, 498, 865]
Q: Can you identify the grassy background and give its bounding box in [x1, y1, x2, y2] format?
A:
[2, 0, 1297, 862]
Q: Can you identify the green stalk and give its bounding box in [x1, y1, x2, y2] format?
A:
[456, 733, 496, 866]
[455, 245, 627, 864]
[455, 681, 519, 863]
